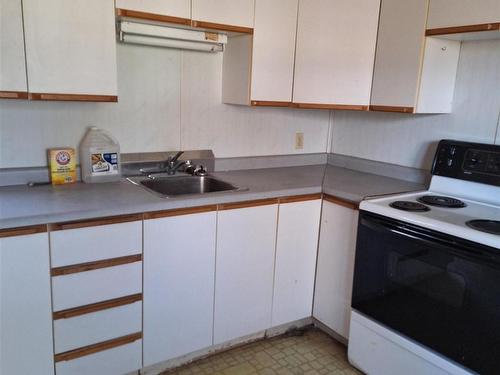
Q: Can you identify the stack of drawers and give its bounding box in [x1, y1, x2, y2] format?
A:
[49, 215, 143, 375]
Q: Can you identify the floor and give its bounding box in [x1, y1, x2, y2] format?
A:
[161, 328, 362, 375]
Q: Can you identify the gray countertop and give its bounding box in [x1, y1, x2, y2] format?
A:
[0, 164, 425, 230]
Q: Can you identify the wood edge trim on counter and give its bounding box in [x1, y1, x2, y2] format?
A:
[0, 224, 47, 238]
[53, 293, 142, 320]
[251, 101, 291, 107]
[191, 20, 253, 34]
[144, 205, 217, 220]
[323, 194, 359, 210]
[28, 93, 118, 102]
[425, 22, 500, 36]
[51, 254, 142, 277]
[279, 193, 323, 204]
[369, 105, 414, 114]
[50, 213, 143, 231]
[292, 103, 369, 111]
[54, 332, 142, 362]
[218, 198, 279, 211]
[0, 91, 29, 100]
[116, 8, 191, 26]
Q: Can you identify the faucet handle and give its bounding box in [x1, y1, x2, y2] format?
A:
[194, 165, 207, 176]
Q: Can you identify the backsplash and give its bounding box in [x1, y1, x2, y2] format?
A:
[0, 40, 498, 170]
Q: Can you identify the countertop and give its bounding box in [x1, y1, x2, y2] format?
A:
[0, 165, 425, 230]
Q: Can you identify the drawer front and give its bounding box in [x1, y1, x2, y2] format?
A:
[51, 221, 142, 267]
[55, 339, 142, 375]
[52, 262, 142, 311]
[54, 301, 142, 354]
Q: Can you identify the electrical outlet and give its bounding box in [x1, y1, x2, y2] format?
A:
[295, 132, 304, 150]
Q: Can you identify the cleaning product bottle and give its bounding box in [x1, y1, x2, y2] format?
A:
[79, 127, 121, 183]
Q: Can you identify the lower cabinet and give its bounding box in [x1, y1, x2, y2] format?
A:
[0, 229, 54, 375]
[143, 209, 217, 367]
[313, 199, 359, 339]
[214, 202, 278, 344]
[272, 198, 321, 326]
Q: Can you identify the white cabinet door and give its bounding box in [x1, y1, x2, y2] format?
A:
[293, 0, 380, 108]
[214, 203, 278, 344]
[22, 0, 118, 98]
[143, 211, 216, 366]
[0, 0, 27, 97]
[313, 200, 358, 339]
[250, 0, 299, 103]
[0, 231, 54, 375]
[272, 199, 321, 327]
[427, 0, 500, 29]
[115, 0, 191, 19]
[192, 0, 255, 28]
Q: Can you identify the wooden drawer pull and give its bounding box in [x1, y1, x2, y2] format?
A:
[279, 193, 322, 204]
[50, 213, 143, 231]
[0, 224, 47, 238]
[218, 198, 279, 211]
[54, 332, 142, 362]
[53, 293, 142, 320]
[51, 254, 142, 277]
[323, 194, 359, 210]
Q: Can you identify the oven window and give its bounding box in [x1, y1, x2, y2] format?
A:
[352, 212, 500, 375]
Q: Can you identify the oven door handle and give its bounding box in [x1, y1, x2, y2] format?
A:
[361, 215, 497, 263]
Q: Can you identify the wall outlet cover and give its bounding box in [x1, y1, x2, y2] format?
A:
[295, 132, 304, 150]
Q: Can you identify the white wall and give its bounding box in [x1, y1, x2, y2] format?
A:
[0, 44, 330, 169]
[331, 40, 500, 170]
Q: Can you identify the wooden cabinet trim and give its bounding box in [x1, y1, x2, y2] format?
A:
[292, 103, 369, 111]
[218, 198, 279, 211]
[0, 224, 47, 238]
[53, 293, 142, 320]
[279, 193, 322, 204]
[323, 194, 359, 210]
[50, 214, 143, 231]
[426, 22, 500, 36]
[116, 8, 191, 26]
[251, 101, 291, 107]
[54, 332, 142, 362]
[51, 254, 142, 277]
[144, 205, 217, 220]
[369, 105, 415, 114]
[0, 91, 29, 100]
[28, 93, 118, 102]
[191, 20, 253, 34]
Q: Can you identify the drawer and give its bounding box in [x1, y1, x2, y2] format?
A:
[55, 338, 142, 375]
[52, 262, 142, 311]
[50, 219, 142, 267]
[54, 300, 142, 354]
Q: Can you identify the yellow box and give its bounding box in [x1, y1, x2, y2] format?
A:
[48, 148, 77, 185]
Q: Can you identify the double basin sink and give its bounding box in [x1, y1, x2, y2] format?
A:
[128, 174, 246, 198]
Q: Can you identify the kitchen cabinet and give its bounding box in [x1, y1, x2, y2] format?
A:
[0, 227, 54, 375]
[313, 198, 358, 339]
[192, 0, 255, 31]
[222, 0, 299, 106]
[272, 197, 321, 327]
[427, 0, 500, 30]
[143, 208, 217, 366]
[115, 0, 191, 24]
[292, 0, 380, 110]
[370, 0, 461, 114]
[22, 0, 118, 102]
[0, 0, 27, 99]
[214, 201, 278, 344]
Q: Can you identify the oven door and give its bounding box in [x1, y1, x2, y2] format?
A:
[352, 211, 500, 375]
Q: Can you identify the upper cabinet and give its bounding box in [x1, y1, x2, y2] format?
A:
[192, 0, 255, 31]
[222, 0, 298, 106]
[427, 0, 500, 32]
[370, 0, 460, 114]
[22, 0, 118, 101]
[292, 0, 381, 111]
[0, 0, 28, 99]
[115, 0, 191, 24]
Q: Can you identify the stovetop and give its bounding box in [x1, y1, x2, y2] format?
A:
[361, 190, 500, 248]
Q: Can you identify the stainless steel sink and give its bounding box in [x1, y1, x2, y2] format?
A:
[128, 175, 246, 198]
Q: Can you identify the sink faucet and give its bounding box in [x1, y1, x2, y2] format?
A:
[161, 151, 186, 175]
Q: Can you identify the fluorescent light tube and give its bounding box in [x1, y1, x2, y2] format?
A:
[121, 34, 224, 52]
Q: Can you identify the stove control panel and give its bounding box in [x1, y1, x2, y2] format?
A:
[432, 140, 500, 186]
